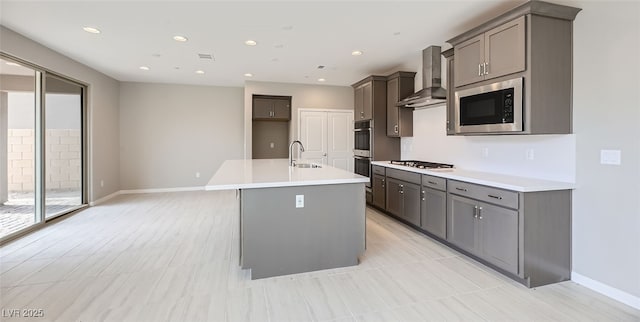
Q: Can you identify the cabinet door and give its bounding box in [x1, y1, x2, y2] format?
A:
[272, 98, 291, 120]
[446, 57, 456, 135]
[372, 174, 386, 210]
[478, 202, 519, 274]
[253, 98, 273, 119]
[454, 34, 485, 87]
[447, 194, 478, 254]
[402, 182, 421, 226]
[386, 78, 399, 137]
[362, 82, 373, 120]
[354, 86, 364, 120]
[485, 16, 526, 81]
[421, 187, 447, 239]
[385, 178, 403, 218]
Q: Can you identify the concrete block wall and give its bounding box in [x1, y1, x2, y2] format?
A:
[7, 129, 80, 192]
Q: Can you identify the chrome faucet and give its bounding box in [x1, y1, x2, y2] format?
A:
[289, 140, 305, 166]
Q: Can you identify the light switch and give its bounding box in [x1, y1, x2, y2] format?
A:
[600, 150, 621, 165]
[526, 148, 535, 160]
[270, 142, 275, 149]
[296, 195, 304, 208]
[482, 148, 489, 158]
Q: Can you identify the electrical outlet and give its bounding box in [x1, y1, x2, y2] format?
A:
[600, 150, 621, 165]
[100, 180, 104, 188]
[526, 148, 535, 160]
[195, 172, 200, 178]
[482, 148, 489, 158]
[296, 195, 304, 208]
[270, 142, 275, 149]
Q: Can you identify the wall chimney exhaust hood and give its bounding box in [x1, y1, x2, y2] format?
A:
[397, 46, 447, 108]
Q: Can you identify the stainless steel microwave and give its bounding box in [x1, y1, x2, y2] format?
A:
[454, 77, 523, 134]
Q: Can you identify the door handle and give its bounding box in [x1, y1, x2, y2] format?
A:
[484, 62, 489, 75]
[394, 125, 398, 133]
[323, 153, 327, 156]
[478, 64, 482, 76]
[473, 205, 478, 218]
[478, 206, 483, 219]
[421, 190, 425, 201]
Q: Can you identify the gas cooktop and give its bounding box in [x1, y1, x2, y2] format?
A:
[389, 160, 454, 169]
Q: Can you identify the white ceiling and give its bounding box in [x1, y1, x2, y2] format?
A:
[0, 1, 524, 87]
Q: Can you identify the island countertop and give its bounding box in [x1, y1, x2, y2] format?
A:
[206, 159, 369, 190]
[371, 161, 576, 192]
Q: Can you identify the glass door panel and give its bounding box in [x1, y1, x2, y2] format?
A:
[0, 58, 39, 238]
[44, 75, 83, 219]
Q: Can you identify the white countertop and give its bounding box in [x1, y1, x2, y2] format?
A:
[371, 161, 575, 192]
[206, 159, 369, 190]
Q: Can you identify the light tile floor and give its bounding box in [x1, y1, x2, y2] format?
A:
[0, 190, 638, 321]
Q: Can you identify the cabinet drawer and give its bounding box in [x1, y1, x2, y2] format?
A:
[447, 180, 518, 209]
[386, 168, 421, 185]
[372, 165, 386, 176]
[421, 175, 447, 191]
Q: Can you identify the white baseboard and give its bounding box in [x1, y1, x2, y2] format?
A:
[572, 271, 640, 310]
[89, 191, 121, 206]
[119, 186, 205, 194]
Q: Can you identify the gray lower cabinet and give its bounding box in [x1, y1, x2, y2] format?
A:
[447, 193, 518, 274]
[420, 187, 447, 239]
[372, 174, 386, 210]
[385, 177, 420, 226]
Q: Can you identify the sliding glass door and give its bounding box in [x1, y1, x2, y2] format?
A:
[0, 54, 86, 240]
[0, 58, 40, 238]
[44, 75, 83, 219]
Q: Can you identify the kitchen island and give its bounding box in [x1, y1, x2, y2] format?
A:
[206, 159, 369, 279]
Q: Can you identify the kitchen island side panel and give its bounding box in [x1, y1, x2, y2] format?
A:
[240, 183, 366, 279]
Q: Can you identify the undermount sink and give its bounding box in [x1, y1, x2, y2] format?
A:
[293, 163, 322, 168]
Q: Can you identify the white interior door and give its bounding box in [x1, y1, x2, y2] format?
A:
[299, 109, 353, 171]
[327, 112, 354, 171]
[299, 111, 327, 164]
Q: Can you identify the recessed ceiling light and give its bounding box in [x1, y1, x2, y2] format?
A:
[139, 66, 150, 71]
[244, 73, 253, 77]
[351, 50, 363, 56]
[173, 35, 188, 42]
[245, 40, 257, 46]
[318, 78, 326, 82]
[83, 26, 101, 34]
[195, 70, 205, 74]
[6, 62, 21, 67]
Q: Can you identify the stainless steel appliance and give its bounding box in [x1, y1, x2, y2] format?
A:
[389, 160, 454, 169]
[353, 120, 371, 157]
[454, 77, 523, 134]
[396, 46, 447, 108]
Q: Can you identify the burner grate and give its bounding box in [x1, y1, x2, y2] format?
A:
[389, 160, 454, 169]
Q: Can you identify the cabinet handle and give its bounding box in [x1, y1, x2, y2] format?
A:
[394, 125, 398, 133]
[473, 205, 478, 218]
[478, 64, 482, 76]
[484, 62, 489, 75]
[455, 187, 467, 192]
[421, 190, 425, 201]
[399, 184, 404, 194]
[478, 206, 483, 219]
[382, 179, 385, 188]
[488, 194, 502, 200]
[427, 181, 438, 185]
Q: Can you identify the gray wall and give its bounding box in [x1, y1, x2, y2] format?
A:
[119, 82, 244, 190]
[566, 0, 640, 299]
[244, 81, 353, 159]
[0, 26, 120, 202]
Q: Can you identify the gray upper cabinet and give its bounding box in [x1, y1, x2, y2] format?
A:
[354, 81, 373, 120]
[253, 96, 291, 121]
[454, 16, 525, 87]
[386, 72, 416, 137]
[447, 1, 581, 134]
